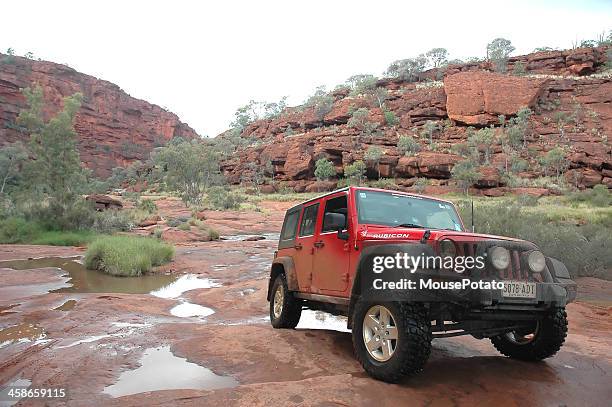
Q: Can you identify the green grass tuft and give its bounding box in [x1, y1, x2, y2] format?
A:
[84, 236, 174, 276]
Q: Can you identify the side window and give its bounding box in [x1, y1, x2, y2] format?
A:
[298, 203, 319, 237]
[280, 210, 299, 241]
[322, 195, 348, 232]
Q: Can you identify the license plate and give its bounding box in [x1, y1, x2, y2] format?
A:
[502, 281, 537, 298]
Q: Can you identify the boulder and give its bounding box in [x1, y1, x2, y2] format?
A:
[85, 194, 123, 211]
[444, 71, 548, 125]
[138, 215, 161, 227]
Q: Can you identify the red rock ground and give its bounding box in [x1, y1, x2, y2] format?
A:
[0, 209, 610, 406]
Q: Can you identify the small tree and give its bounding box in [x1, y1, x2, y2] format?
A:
[348, 107, 378, 136]
[451, 160, 482, 195]
[421, 120, 441, 147]
[17, 85, 87, 212]
[345, 74, 378, 96]
[398, 135, 421, 156]
[467, 127, 495, 164]
[364, 146, 384, 179]
[384, 56, 427, 82]
[505, 107, 533, 149]
[425, 48, 449, 68]
[0, 142, 28, 195]
[305, 86, 335, 121]
[512, 61, 526, 76]
[540, 147, 569, 178]
[314, 158, 336, 181]
[344, 160, 367, 185]
[153, 138, 222, 206]
[486, 38, 515, 72]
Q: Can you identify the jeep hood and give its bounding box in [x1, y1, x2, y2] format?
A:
[356, 225, 527, 244]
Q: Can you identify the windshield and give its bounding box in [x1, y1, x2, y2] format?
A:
[355, 190, 464, 231]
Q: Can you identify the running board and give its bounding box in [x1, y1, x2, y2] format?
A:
[294, 293, 350, 306]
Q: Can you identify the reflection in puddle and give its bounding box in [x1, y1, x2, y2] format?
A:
[170, 302, 215, 318]
[296, 310, 351, 333]
[0, 323, 46, 348]
[0, 257, 178, 294]
[102, 346, 238, 397]
[0, 378, 32, 407]
[56, 322, 152, 349]
[150, 274, 220, 299]
[54, 299, 77, 311]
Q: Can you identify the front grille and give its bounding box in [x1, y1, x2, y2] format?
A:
[456, 241, 545, 282]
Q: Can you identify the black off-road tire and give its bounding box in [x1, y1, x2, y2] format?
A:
[269, 273, 302, 329]
[490, 307, 568, 361]
[352, 301, 432, 383]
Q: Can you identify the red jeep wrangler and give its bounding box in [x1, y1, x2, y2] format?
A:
[267, 187, 576, 382]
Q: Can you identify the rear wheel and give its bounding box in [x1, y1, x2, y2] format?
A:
[269, 273, 302, 329]
[352, 301, 431, 383]
[490, 307, 568, 361]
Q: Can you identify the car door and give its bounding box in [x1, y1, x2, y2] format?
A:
[312, 193, 350, 293]
[293, 202, 320, 292]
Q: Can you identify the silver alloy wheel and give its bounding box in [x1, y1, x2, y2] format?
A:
[362, 305, 398, 362]
[273, 284, 284, 319]
[506, 322, 539, 345]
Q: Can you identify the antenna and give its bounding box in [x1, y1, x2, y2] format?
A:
[471, 200, 475, 233]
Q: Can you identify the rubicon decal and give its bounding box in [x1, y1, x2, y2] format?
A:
[360, 231, 410, 239]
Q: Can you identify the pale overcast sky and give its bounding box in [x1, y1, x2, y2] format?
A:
[1, 0, 611, 137]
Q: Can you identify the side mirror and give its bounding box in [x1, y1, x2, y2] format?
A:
[324, 212, 348, 240]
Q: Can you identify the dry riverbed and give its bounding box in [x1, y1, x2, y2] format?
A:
[0, 218, 611, 406]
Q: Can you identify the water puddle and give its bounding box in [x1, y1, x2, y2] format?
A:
[221, 233, 280, 241]
[102, 345, 238, 397]
[0, 323, 46, 348]
[0, 378, 32, 407]
[296, 310, 351, 333]
[54, 299, 77, 311]
[56, 322, 152, 349]
[150, 274, 220, 299]
[170, 302, 215, 318]
[0, 257, 178, 294]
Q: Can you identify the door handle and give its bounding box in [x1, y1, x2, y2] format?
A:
[294, 243, 303, 250]
[313, 241, 325, 248]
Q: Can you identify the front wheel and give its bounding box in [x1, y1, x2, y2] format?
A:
[352, 301, 431, 383]
[269, 273, 302, 329]
[490, 307, 568, 361]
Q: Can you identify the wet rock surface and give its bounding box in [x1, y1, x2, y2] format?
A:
[0, 238, 610, 406]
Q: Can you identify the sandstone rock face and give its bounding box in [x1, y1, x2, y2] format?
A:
[444, 71, 548, 125]
[220, 46, 611, 193]
[0, 54, 198, 177]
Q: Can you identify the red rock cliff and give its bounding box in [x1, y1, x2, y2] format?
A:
[220, 46, 611, 193]
[0, 54, 199, 177]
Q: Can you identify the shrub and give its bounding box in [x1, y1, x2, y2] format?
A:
[398, 135, 420, 156]
[413, 177, 430, 193]
[137, 198, 158, 214]
[457, 200, 611, 279]
[30, 230, 98, 246]
[206, 186, 245, 210]
[512, 61, 526, 76]
[304, 86, 334, 121]
[567, 184, 611, 207]
[314, 158, 336, 181]
[384, 56, 426, 81]
[92, 210, 134, 234]
[370, 178, 397, 189]
[344, 161, 367, 185]
[0, 217, 41, 243]
[540, 147, 568, 178]
[84, 236, 174, 276]
[178, 222, 191, 231]
[383, 110, 397, 126]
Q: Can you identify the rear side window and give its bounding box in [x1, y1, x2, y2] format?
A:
[298, 204, 319, 237]
[280, 210, 299, 241]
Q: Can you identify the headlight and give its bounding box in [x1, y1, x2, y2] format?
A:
[489, 246, 510, 270]
[439, 239, 456, 257]
[528, 250, 546, 273]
